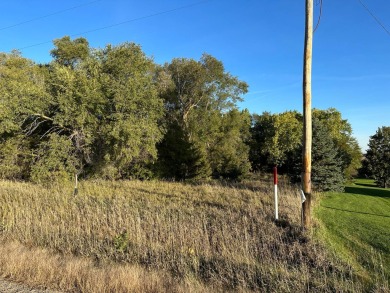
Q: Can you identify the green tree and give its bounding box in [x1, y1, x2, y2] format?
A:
[94, 43, 164, 178]
[249, 112, 274, 171]
[250, 109, 361, 180]
[0, 52, 49, 180]
[0, 135, 31, 180]
[0, 51, 49, 136]
[156, 121, 209, 180]
[365, 126, 390, 188]
[50, 36, 89, 67]
[0, 38, 164, 182]
[208, 109, 251, 179]
[250, 111, 302, 171]
[157, 54, 249, 179]
[311, 118, 344, 192]
[313, 108, 362, 179]
[30, 133, 78, 184]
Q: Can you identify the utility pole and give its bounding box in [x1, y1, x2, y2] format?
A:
[302, 0, 313, 228]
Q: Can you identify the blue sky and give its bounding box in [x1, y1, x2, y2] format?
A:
[1, 0, 389, 150]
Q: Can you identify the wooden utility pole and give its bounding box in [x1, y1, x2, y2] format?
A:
[302, 0, 313, 228]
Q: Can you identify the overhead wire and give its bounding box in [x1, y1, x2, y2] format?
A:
[313, 0, 323, 33]
[16, 0, 213, 52]
[357, 0, 390, 37]
[0, 0, 102, 31]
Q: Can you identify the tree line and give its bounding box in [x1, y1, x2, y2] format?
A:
[0, 36, 372, 191]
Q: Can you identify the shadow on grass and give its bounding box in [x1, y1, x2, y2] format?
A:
[354, 182, 377, 188]
[344, 186, 390, 199]
[321, 205, 390, 219]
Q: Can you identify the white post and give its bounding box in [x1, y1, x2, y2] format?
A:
[74, 173, 78, 196]
[273, 166, 278, 221]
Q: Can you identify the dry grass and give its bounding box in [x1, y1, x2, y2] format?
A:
[0, 240, 213, 293]
[0, 177, 366, 292]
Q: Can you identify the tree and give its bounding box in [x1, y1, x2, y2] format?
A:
[249, 109, 349, 191]
[313, 108, 362, 179]
[157, 54, 249, 179]
[89, 43, 164, 179]
[208, 109, 251, 179]
[311, 118, 344, 192]
[0, 134, 31, 180]
[50, 36, 89, 67]
[0, 52, 49, 180]
[365, 126, 390, 188]
[249, 111, 302, 171]
[0, 38, 165, 182]
[284, 118, 344, 192]
[155, 121, 209, 180]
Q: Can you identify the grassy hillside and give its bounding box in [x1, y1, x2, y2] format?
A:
[0, 178, 370, 292]
[315, 178, 390, 290]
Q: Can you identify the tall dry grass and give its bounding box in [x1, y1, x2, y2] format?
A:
[0, 177, 366, 292]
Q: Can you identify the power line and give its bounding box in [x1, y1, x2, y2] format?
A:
[357, 0, 390, 37]
[16, 0, 213, 51]
[0, 0, 102, 31]
[313, 0, 323, 33]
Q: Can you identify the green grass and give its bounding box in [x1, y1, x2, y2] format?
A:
[315, 178, 390, 289]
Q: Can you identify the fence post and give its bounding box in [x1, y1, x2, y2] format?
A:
[274, 166, 278, 221]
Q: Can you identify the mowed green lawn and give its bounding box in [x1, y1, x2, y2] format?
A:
[316, 178, 390, 285]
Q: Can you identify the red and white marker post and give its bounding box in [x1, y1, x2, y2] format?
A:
[273, 166, 278, 221]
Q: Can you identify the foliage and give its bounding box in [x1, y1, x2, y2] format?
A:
[357, 156, 372, 178]
[208, 109, 251, 179]
[311, 117, 344, 192]
[250, 111, 302, 169]
[0, 36, 363, 186]
[250, 109, 359, 191]
[0, 38, 165, 182]
[157, 54, 249, 180]
[313, 108, 362, 179]
[156, 121, 210, 180]
[365, 126, 390, 188]
[50, 36, 90, 67]
[0, 135, 31, 180]
[0, 51, 49, 136]
[30, 133, 78, 184]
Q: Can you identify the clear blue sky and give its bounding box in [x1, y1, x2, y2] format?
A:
[1, 0, 389, 151]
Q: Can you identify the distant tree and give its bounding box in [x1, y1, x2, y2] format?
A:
[250, 109, 350, 191]
[250, 111, 302, 171]
[313, 108, 362, 179]
[0, 38, 164, 182]
[285, 118, 344, 192]
[311, 118, 344, 192]
[357, 156, 372, 178]
[365, 126, 390, 188]
[208, 109, 251, 179]
[156, 121, 209, 180]
[50, 36, 89, 67]
[157, 54, 249, 179]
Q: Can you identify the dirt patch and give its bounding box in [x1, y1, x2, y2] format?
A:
[0, 279, 59, 293]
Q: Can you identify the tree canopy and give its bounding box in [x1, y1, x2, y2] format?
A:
[0, 37, 251, 182]
[250, 109, 361, 191]
[0, 36, 363, 188]
[156, 54, 250, 179]
[1, 38, 164, 182]
[365, 126, 390, 188]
